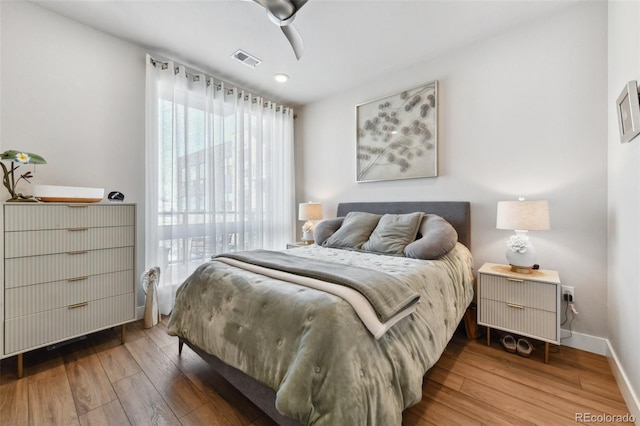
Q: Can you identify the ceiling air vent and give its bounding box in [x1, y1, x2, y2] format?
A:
[232, 50, 262, 68]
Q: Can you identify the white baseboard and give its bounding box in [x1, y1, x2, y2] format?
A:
[560, 328, 608, 355]
[606, 340, 640, 424]
[561, 330, 639, 422]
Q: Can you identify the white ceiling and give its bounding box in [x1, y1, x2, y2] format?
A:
[31, 0, 578, 107]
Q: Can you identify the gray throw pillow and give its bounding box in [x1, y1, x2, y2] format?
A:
[362, 212, 424, 256]
[314, 217, 345, 246]
[404, 214, 458, 260]
[322, 212, 381, 250]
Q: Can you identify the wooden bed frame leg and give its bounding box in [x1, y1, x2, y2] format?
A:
[17, 353, 23, 379]
[179, 339, 184, 355]
[463, 304, 477, 339]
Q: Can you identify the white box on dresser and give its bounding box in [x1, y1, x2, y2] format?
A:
[477, 262, 561, 363]
[1, 203, 136, 377]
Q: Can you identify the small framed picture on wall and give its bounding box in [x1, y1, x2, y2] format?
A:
[616, 80, 640, 144]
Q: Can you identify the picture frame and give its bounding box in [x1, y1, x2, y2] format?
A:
[616, 80, 640, 144]
[356, 81, 438, 182]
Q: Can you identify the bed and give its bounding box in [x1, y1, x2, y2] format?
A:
[167, 201, 473, 425]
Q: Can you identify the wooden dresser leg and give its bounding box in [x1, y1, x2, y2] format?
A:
[544, 342, 550, 364]
[120, 324, 126, 345]
[486, 327, 491, 347]
[17, 353, 23, 379]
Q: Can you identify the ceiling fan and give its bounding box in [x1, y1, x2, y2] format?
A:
[252, 0, 309, 60]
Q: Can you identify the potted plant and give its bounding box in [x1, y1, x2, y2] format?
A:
[0, 150, 47, 202]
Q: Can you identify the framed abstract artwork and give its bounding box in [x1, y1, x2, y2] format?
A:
[356, 81, 438, 182]
[616, 80, 640, 144]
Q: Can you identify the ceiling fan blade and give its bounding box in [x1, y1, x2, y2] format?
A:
[291, 0, 309, 12]
[281, 24, 304, 60]
[252, 0, 308, 59]
[252, 0, 295, 21]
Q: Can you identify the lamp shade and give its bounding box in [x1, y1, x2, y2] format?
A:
[496, 200, 550, 231]
[298, 202, 323, 221]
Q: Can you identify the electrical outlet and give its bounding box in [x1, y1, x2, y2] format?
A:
[562, 285, 575, 302]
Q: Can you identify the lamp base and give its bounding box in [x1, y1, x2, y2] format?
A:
[505, 236, 536, 275]
[302, 229, 314, 244]
[509, 264, 533, 274]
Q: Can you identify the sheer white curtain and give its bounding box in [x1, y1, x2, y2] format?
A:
[145, 54, 295, 314]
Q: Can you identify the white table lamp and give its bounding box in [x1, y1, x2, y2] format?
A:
[496, 198, 550, 273]
[298, 202, 323, 243]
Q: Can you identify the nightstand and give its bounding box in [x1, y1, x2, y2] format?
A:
[477, 263, 561, 363]
[286, 241, 314, 249]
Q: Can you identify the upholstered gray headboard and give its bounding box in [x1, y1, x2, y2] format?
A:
[336, 201, 471, 248]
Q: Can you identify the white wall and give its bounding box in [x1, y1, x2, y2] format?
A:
[0, 1, 147, 303]
[607, 0, 640, 418]
[297, 2, 609, 341]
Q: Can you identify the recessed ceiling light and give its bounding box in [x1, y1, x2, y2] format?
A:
[274, 73, 289, 83]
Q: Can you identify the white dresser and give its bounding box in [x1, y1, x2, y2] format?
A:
[477, 262, 560, 363]
[1, 203, 136, 377]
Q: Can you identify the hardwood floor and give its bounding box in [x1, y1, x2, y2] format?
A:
[0, 318, 631, 425]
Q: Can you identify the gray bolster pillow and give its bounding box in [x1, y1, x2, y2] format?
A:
[404, 214, 458, 260]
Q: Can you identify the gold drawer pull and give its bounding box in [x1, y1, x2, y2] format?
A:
[68, 204, 88, 208]
[68, 227, 88, 232]
[67, 250, 88, 255]
[506, 302, 525, 309]
[68, 302, 88, 309]
[68, 276, 88, 282]
[507, 278, 524, 283]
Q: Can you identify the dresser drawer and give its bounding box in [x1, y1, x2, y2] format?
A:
[4, 204, 134, 231]
[5, 247, 133, 288]
[5, 270, 134, 319]
[4, 293, 134, 354]
[5, 226, 134, 258]
[480, 274, 556, 312]
[479, 299, 557, 342]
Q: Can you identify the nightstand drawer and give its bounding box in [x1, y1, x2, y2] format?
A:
[479, 299, 557, 342]
[5, 270, 134, 319]
[4, 292, 134, 354]
[480, 274, 556, 311]
[4, 226, 134, 258]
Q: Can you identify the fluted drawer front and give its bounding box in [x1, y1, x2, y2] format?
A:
[5, 247, 133, 288]
[4, 293, 134, 354]
[5, 226, 134, 258]
[479, 299, 557, 342]
[4, 204, 134, 231]
[481, 274, 556, 311]
[5, 270, 134, 319]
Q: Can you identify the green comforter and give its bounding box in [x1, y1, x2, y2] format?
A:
[215, 249, 420, 322]
[167, 243, 474, 425]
